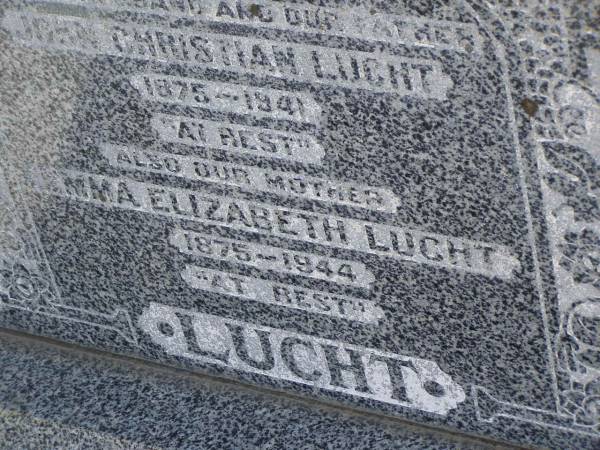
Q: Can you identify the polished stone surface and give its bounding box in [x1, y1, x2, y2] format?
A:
[0, 0, 599, 447]
[0, 331, 503, 450]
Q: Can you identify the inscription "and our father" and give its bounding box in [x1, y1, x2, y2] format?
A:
[54, 0, 482, 54]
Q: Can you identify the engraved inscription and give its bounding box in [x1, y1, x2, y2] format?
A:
[181, 266, 383, 324]
[139, 302, 466, 415]
[171, 228, 374, 287]
[131, 74, 322, 125]
[53, 0, 482, 53]
[4, 0, 575, 431]
[151, 115, 324, 164]
[206, 0, 482, 54]
[3, 11, 452, 98]
[46, 170, 519, 279]
[101, 144, 399, 212]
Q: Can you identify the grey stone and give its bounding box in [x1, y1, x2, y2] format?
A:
[0, 0, 599, 447]
[0, 330, 503, 450]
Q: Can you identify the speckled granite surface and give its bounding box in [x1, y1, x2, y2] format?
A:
[0, 0, 599, 447]
[0, 331, 506, 450]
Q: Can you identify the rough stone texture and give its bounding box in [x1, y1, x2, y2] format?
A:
[0, 0, 599, 448]
[0, 331, 502, 450]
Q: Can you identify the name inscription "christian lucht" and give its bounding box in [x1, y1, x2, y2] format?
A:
[3, 11, 451, 98]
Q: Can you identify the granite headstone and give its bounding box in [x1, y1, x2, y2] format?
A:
[0, 0, 599, 448]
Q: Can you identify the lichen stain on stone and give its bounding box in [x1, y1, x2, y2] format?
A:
[249, 4, 260, 17]
[521, 98, 539, 117]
